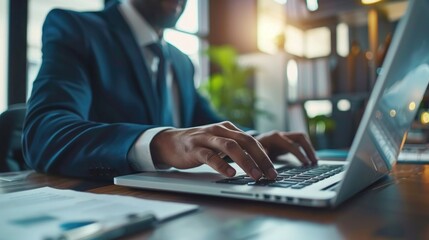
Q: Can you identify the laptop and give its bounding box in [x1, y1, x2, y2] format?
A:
[115, 0, 429, 208]
[398, 143, 429, 163]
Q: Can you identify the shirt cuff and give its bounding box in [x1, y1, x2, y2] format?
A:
[128, 127, 173, 171]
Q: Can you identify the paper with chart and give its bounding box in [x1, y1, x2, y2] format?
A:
[0, 187, 198, 240]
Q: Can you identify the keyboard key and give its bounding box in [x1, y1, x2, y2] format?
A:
[216, 177, 254, 185]
[281, 179, 303, 183]
[248, 179, 277, 186]
[289, 176, 312, 180]
[279, 173, 296, 177]
[304, 179, 319, 183]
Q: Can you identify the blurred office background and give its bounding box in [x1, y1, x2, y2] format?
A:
[2, 0, 422, 150]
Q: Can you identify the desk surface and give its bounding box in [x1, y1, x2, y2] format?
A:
[1, 164, 429, 240]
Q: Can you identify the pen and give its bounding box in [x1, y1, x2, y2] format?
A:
[50, 212, 157, 240]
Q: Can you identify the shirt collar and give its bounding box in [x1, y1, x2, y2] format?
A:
[119, 0, 161, 47]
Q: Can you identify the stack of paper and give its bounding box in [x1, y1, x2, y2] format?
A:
[0, 187, 198, 240]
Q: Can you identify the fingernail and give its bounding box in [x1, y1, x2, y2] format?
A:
[227, 168, 236, 177]
[251, 168, 262, 180]
[268, 167, 278, 179]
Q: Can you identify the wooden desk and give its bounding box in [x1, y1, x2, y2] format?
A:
[1, 164, 429, 239]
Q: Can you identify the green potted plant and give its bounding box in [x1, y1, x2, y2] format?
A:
[200, 45, 271, 128]
[307, 115, 335, 149]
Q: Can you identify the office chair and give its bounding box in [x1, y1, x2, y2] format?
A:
[0, 103, 28, 172]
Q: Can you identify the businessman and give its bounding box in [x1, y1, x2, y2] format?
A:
[23, 0, 317, 180]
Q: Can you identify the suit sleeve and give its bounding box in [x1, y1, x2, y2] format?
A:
[22, 10, 149, 180]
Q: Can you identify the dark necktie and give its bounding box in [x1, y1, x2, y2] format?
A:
[147, 42, 173, 126]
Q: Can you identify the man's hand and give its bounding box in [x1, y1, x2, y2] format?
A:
[255, 131, 318, 165]
[150, 121, 277, 180]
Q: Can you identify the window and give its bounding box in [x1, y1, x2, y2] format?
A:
[164, 0, 209, 87]
[0, 0, 8, 112]
[305, 27, 331, 58]
[27, 0, 104, 98]
[337, 23, 349, 57]
[257, 0, 286, 54]
[285, 25, 305, 57]
[285, 25, 331, 59]
[27, 0, 208, 93]
[285, 25, 331, 58]
[287, 59, 298, 100]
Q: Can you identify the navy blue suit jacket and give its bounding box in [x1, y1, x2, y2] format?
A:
[23, 3, 225, 179]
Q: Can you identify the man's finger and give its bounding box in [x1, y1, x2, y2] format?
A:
[199, 148, 236, 177]
[208, 125, 277, 179]
[270, 133, 312, 165]
[205, 136, 263, 180]
[286, 133, 318, 164]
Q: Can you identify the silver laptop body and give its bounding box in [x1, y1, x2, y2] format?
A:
[115, 0, 429, 208]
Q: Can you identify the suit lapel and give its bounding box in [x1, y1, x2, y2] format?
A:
[103, 3, 159, 123]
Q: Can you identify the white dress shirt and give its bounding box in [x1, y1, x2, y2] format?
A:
[119, 0, 181, 171]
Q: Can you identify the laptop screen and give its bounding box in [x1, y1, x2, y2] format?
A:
[335, 0, 429, 204]
[350, 0, 429, 170]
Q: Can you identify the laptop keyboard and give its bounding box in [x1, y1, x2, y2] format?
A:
[216, 164, 344, 189]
